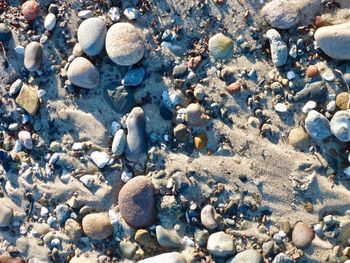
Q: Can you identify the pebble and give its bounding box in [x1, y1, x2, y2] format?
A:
[305, 110, 332, 139]
[330, 110, 350, 142]
[0, 202, 13, 227]
[15, 46, 25, 55]
[90, 151, 110, 168]
[173, 124, 189, 143]
[226, 80, 242, 93]
[156, 225, 182, 248]
[208, 33, 234, 59]
[327, 100, 336, 112]
[262, 240, 275, 256]
[188, 55, 202, 70]
[230, 249, 263, 263]
[48, 4, 59, 15]
[18, 130, 33, 149]
[78, 10, 93, 20]
[22, 0, 39, 21]
[64, 219, 82, 240]
[0, 23, 11, 42]
[194, 133, 208, 152]
[275, 103, 288, 113]
[194, 84, 206, 100]
[207, 231, 235, 257]
[185, 103, 207, 127]
[105, 22, 145, 66]
[119, 240, 138, 259]
[24, 42, 42, 72]
[138, 252, 185, 263]
[306, 65, 318, 78]
[54, 204, 70, 224]
[124, 7, 139, 20]
[315, 22, 350, 60]
[72, 43, 84, 57]
[112, 129, 126, 156]
[105, 85, 135, 114]
[108, 7, 120, 22]
[15, 85, 39, 115]
[261, 0, 299, 29]
[82, 213, 113, 240]
[9, 79, 23, 96]
[44, 13, 56, 31]
[302, 100, 317, 113]
[200, 204, 219, 230]
[272, 253, 293, 263]
[77, 18, 107, 56]
[125, 107, 148, 164]
[118, 176, 155, 228]
[0, 254, 25, 263]
[293, 81, 328, 102]
[173, 64, 188, 78]
[292, 222, 315, 249]
[121, 67, 145, 86]
[67, 57, 100, 89]
[336, 92, 349, 110]
[288, 127, 309, 147]
[266, 29, 288, 67]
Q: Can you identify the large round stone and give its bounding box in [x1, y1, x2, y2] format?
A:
[118, 176, 155, 229]
[67, 57, 99, 89]
[77, 17, 107, 56]
[207, 231, 235, 257]
[22, 0, 39, 22]
[261, 0, 299, 29]
[105, 22, 145, 66]
[82, 213, 113, 240]
[24, 42, 42, 72]
[292, 222, 315, 249]
[330, 110, 350, 142]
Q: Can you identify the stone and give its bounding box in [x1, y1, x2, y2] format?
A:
[24, 42, 42, 72]
[302, 100, 317, 113]
[173, 124, 189, 143]
[54, 204, 70, 224]
[48, 4, 59, 15]
[90, 151, 110, 168]
[67, 57, 100, 89]
[230, 249, 263, 263]
[112, 129, 126, 156]
[272, 253, 293, 263]
[208, 33, 233, 59]
[72, 43, 84, 57]
[315, 22, 350, 60]
[294, 81, 328, 102]
[188, 55, 202, 70]
[119, 240, 138, 259]
[194, 133, 208, 152]
[194, 84, 206, 100]
[9, 79, 22, 96]
[172, 64, 188, 78]
[44, 13, 56, 30]
[262, 241, 275, 256]
[78, 10, 93, 19]
[22, 1, 39, 22]
[118, 176, 155, 229]
[306, 65, 318, 78]
[261, 0, 299, 29]
[0, 23, 11, 42]
[135, 229, 159, 251]
[292, 222, 315, 249]
[336, 92, 349, 110]
[122, 67, 145, 86]
[124, 7, 139, 20]
[69, 253, 99, 263]
[105, 22, 145, 66]
[82, 213, 113, 240]
[221, 66, 236, 83]
[207, 231, 235, 257]
[330, 110, 350, 142]
[156, 225, 182, 248]
[15, 84, 39, 115]
[305, 110, 332, 140]
[266, 29, 288, 67]
[104, 85, 135, 114]
[77, 18, 107, 56]
[226, 81, 242, 93]
[185, 103, 207, 127]
[18, 131, 33, 149]
[194, 229, 209, 246]
[64, 219, 82, 240]
[138, 252, 185, 263]
[200, 204, 219, 230]
[0, 202, 13, 227]
[125, 107, 148, 164]
[340, 224, 350, 247]
[0, 253, 25, 263]
[288, 127, 309, 147]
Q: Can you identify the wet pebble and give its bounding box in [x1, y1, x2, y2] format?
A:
[330, 110, 350, 142]
[208, 33, 233, 59]
[24, 42, 42, 72]
[305, 110, 331, 139]
[18, 130, 33, 149]
[0, 23, 11, 42]
[207, 231, 235, 257]
[112, 129, 126, 156]
[22, 0, 39, 22]
[118, 176, 155, 228]
[122, 67, 145, 86]
[261, 0, 299, 29]
[77, 17, 107, 56]
[82, 213, 113, 240]
[266, 29, 288, 67]
[67, 57, 100, 89]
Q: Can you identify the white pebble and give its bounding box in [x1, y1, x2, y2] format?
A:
[326, 100, 336, 112]
[8, 123, 19, 131]
[40, 207, 49, 217]
[275, 103, 288, 112]
[302, 101, 317, 113]
[123, 7, 139, 20]
[78, 10, 93, 19]
[121, 170, 133, 183]
[44, 13, 56, 30]
[14, 140, 22, 152]
[90, 151, 110, 168]
[38, 89, 46, 98]
[49, 153, 60, 165]
[18, 131, 33, 149]
[287, 71, 296, 80]
[108, 7, 120, 22]
[72, 142, 83, 151]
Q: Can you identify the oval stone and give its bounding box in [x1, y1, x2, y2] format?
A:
[24, 42, 42, 72]
[208, 33, 233, 59]
[67, 57, 99, 89]
[105, 22, 145, 66]
[230, 249, 263, 263]
[44, 13, 56, 31]
[304, 110, 331, 139]
[330, 110, 350, 142]
[22, 0, 39, 22]
[77, 17, 107, 56]
[118, 176, 155, 229]
[292, 222, 315, 249]
[82, 213, 113, 240]
[261, 0, 299, 29]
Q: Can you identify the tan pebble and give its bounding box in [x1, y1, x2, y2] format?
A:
[336, 92, 349, 110]
[194, 133, 208, 151]
[82, 213, 113, 240]
[288, 127, 309, 147]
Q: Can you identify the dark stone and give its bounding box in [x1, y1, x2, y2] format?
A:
[48, 4, 59, 15]
[0, 23, 11, 42]
[159, 104, 173, 120]
[104, 84, 135, 114]
[122, 67, 145, 86]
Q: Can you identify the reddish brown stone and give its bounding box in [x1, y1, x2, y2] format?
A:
[306, 65, 318, 78]
[226, 80, 241, 93]
[188, 55, 202, 70]
[21, 1, 39, 22]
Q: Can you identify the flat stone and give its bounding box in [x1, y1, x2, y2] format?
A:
[0, 23, 11, 42]
[266, 29, 288, 67]
[118, 176, 155, 229]
[15, 84, 39, 115]
[67, 57, 100, 89]
[208, 33, 233, 59]
[330, 110, 350, 142]
[230, 249, 263, 263]
[82, 213, 113, 240]
[77, 17, 107, 56]
[0, 201, 13, 227]
[122, 67, 145, 86]
[104, 85, 135, 114]
[21, 0, 39, 22]
[207, 231, 235, 257]
[292, 222, 315, 249]
[305, 110, 332, 139]
[138, 252, 185, 263]
[112, 129, 126, 156]
[261, 0, 299, 29]
[156, 225, 182, 248]
[125, 107, 148, 163]
[105, 22, 145, 66]
[172, 64, 188, 78]
[315, 22, 350, 60]
[24, 42, 42, 72]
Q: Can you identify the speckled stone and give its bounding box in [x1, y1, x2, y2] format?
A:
[336, 92, 349, 110]
[261, 0, 299, 29]
[292, 222, 315, 249]
[207, 231, 235, 257]
[330, 110, 350, 142]
[304, 110, 331, 139]
[118, 176, 155, 229]
[200, 204, 219, 230]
